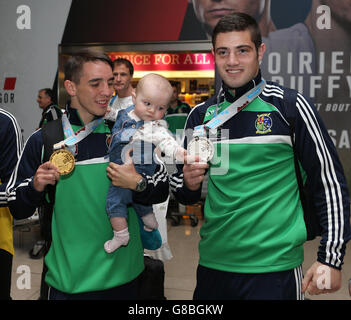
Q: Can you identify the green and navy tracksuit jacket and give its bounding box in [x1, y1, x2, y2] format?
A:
[171, 71, 350, 273]
[6, 104, 169, 294]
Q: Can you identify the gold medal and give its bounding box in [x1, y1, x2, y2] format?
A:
[49, 149, 75, 175]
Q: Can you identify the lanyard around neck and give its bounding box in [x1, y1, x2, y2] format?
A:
[205, 79, 266, 135]
[53, 113, 103, 151]
[192, 79, 266, 137]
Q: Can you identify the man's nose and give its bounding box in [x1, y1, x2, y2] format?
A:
[227, 51, 239, 65]
[101, 82, 113, 96]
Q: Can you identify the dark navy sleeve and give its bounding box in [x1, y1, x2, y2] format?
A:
[0, 110, 23, 205]
[6, 130, 46, 219]
[132, 162, 170, 205]
[294, 93, 351, 269]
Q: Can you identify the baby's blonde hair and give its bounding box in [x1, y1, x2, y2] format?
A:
[136, 73, 173, 103]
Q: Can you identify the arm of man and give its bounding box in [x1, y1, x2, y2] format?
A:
[170, 156, 208, 205]
[291, 93, 351, 295]
[0, 110, 23, 206]
[106, 149, 170, 205]
[6, 130, 59, 219]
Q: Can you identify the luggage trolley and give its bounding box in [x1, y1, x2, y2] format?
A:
[167, 198, 200, 227]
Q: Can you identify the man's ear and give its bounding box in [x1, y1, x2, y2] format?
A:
[211, 47, 215, 56]
[258, 42, 266, 63]
[64, 80, 76, 96]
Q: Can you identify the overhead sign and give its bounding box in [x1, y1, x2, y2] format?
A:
[108, 52, 214, 78]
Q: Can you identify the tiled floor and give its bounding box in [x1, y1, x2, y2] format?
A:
[11, 222, 44, 300]
[10, 217, 351, 300]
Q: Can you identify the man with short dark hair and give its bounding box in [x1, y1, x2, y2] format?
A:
[109, 58, 135, 112]
[37, 88, 62, 128]
[7, 48, 169, 300]
[172, 12, 350, 300]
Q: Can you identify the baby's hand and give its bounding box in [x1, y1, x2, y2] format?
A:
[174, 147, 187, 163]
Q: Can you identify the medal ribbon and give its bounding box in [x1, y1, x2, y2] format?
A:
[194, 79, 266, 137]
[53, 114, 104, 151]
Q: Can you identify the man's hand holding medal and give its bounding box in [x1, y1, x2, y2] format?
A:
[183, 79, 266, 192]
[33, 161, 60, 192]
[182, 154, 209, 192]
[33, 149, 74, 193]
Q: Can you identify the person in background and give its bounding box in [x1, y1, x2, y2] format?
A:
[171, 12, 350, 300]
[169, 81, 192, 115]
[165, 81, 192, 136]
[109, 58, 135, 112]
[6, 48, 170, 300]
[37, 88, 62, 129]
[0, 108, 23, 300]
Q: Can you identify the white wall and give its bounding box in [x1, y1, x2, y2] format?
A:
[0, 0, 71, 139]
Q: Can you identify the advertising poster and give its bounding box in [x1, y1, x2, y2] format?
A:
[1, 0, 350, 187]
[179, 0, 351, 187]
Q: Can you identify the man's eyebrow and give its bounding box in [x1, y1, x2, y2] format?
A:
[216, 44, 252, 50]
[88, 78, 103, 83]
[215, 46, 228, 51]
[88, 76, 114, 83]
[236, 44, 253, 49]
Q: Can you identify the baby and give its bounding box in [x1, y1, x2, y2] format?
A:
[105, 73, 185, 253]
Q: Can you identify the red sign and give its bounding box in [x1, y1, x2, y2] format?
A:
[3, 77, 17, 90]
[108, 52, 214, 72]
